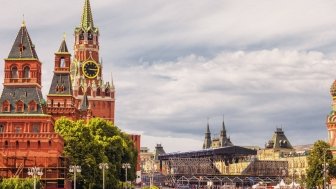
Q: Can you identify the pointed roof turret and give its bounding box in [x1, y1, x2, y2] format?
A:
[80, 94, 89, 111]
[8, 23, 38, 59]
[80, 0, 95, 31]
[58, 35, 69, 53]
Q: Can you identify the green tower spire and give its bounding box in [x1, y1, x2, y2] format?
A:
[80, 0, 95, 31]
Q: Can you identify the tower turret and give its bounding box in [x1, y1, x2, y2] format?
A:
[203, 122, 212, 149]
[220, 117, 233, 147]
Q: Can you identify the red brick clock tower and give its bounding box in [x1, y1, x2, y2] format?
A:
[70, 0, 115, 122]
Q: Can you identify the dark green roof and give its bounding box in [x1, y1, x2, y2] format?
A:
[48, 73, 73, 95]
[58, 39, 69, 53]
[8, 24, 38, 59]
[0, 87, 45, 114]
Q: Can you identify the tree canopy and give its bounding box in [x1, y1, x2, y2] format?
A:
[0, 177, 40, 189]
[55, 117, 138, 189]
[306, 140, 336, 188]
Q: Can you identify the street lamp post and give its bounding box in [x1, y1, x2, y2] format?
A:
[122, 163, 131, 189]
[69, 165, 81, 189]
[323, 149, 329, 189]
[99, 163, 109, 189]
[27, 167, 43, 189]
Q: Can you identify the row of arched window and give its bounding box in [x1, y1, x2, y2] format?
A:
[10, 66, 30, 79]
[78, 87, 112, 97]
[3, 140, 52, 149]
[1, 100, 37, 112]
[79, 31, 96, 41]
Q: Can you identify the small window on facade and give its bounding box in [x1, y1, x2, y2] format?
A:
[78, 87, 84, 95]
[27, 141, 30, 148]
[105, 88, 110, 97]
[23, 66, 30, 78]
[0, 125, 3, 133]
[38, 141, 41, 148]
[2, 100, 10, 112]
[79, 32, 84, 40]
[28, 100, 37, 112]
[15, 101, 24, 112]
[96, 88, 101, 96]
[49, 140, 52, 147]
[60, 57, 66, 68]
[11, 66, 18, 79]
[32, 124, 40, 133]
[15, 127, 22, 133]
[16, 141, 19, 149]
[88, 32, 93, 40]
[86, 87, 92, 96]
[5, 141, 8, 148]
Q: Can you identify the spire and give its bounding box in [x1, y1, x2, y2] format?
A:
[58, 35, 69, 53]
[222, 115, 226, 133]
[80, 94, 89, 111]
[8, 22, 38, 59]
[80, 0, 95, 31]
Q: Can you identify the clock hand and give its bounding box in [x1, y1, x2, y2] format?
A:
[88, 68, 98, 71]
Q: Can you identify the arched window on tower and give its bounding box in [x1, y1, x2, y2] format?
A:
[79, 31, 84, 40]
[2, 100, 10, 112]
[38, 140, 41, 148]
[0, 125, 4, 133]
[60, 57, 66, 68]
[28, 100, 37, 112]
[86, 87, 92, 96]
[105, 88, 110, 97]
[88, 32, 93, 40]
[78, 87, 84, 95]
[27, 141, 30, 148]
[4, 141, 8, 148]
[23, 66, 30, 78]
[11, 66, 18, 79]
[96, 87, 101, 96]
[16, 141, 19, 149]
[15, 100, 24, 113]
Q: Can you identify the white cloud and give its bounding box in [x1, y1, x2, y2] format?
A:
[116, 49, 333, 152]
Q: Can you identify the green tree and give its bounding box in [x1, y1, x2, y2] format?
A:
[306, 140, 336, 188]
[55, 117, 138, 189]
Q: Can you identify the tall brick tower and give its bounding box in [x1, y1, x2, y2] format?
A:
[46, 37, 90, 120]
[70, 0, 115, 122]
[0, 22, 65, 188]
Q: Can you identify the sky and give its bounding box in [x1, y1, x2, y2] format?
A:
[1, 0, 336, 152]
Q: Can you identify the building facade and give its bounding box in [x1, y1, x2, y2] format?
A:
[0, 22, 67, 188]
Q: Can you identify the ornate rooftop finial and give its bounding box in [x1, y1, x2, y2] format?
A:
[80, 0, 94, 31]
[58, 34, 69, 53]
[22, 14, 26, 27]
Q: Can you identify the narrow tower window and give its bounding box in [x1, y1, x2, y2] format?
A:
[11, 66, 18, 79]
[96, 88, 101, 96]
[88, 32, 93, 40]
[60, 57, 66, 68]
[15, 100, 24, 112]
[23, 66, 30, 78]
[2, 100, 10, 112]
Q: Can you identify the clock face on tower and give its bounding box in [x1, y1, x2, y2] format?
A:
[82, 61, 99, 79]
